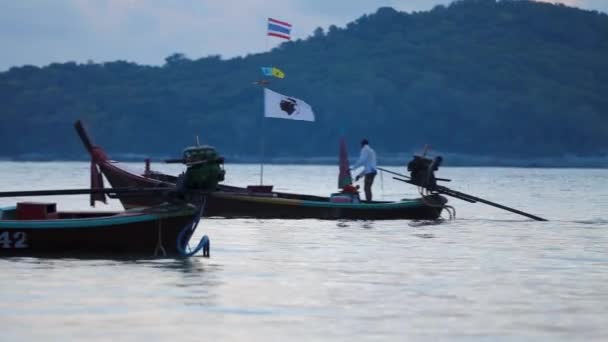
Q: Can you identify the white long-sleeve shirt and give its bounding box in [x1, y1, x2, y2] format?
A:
[351, 145, 377, 177]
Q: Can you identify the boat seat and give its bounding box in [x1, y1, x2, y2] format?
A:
[330, 193, 360, 203]
[16, 202, 58, 220]
[247, 185, 274, 193]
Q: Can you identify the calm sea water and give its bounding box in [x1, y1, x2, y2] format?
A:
[0, 162, 607, 341]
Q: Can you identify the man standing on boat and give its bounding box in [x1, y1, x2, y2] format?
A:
[351, 139, 377, 201]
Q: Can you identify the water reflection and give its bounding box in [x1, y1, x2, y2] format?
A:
[412, 233, 436, 239]
[572, 219, 608, 226]
[1, 164, 608, 341]
[361, 221, 374, 229]
[335, 220, 375, 229]
[142, 256, 222, 276]
[408, 219, 446, 227]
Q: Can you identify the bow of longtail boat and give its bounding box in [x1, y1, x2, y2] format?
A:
[0, 202, 197, 257]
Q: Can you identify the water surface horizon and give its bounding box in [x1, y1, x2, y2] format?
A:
[0, 163, 606, 341]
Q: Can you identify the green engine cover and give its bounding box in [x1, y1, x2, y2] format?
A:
[182, 145, 225, 191]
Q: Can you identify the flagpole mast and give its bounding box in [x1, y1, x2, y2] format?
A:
[259, 21, 270, 186]
[258, 17, 292, 185]
[260, 109, 265, 185]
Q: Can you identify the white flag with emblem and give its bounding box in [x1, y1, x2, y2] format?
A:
[264, 88, 315, 122]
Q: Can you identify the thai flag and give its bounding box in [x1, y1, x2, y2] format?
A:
[267, 18, 291, 40]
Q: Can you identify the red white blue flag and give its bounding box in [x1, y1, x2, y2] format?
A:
[267, 18, 291, 40]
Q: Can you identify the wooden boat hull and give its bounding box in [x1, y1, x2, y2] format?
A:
[205, 192, 445, 220]
[76, 121, 446, 220]
[96, 156, 445, 220]
[0, 204, 197, 258]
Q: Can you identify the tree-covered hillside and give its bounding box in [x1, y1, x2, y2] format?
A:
[1, 0, 607, 163]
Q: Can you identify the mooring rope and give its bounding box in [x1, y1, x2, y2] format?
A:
[176, 196, 210, 257]
[380, 169, 385, 200]
[154, 219, 167, 257]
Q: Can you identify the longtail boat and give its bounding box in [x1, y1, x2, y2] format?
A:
[0, 201, 209, 258]
[75, 121, 448, 220]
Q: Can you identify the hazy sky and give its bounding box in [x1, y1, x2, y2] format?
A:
[0, 0, 606, 71]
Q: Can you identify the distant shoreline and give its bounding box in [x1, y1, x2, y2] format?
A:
[1, 153, 607, 168]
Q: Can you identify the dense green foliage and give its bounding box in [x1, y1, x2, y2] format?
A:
[1, 0, 607, 163]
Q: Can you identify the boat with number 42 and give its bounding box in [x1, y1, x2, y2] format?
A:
[0, 201, 209, 258]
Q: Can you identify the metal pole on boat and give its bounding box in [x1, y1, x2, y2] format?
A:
[259, 23, 269, 186]
[378, 167, 411, 179]
[434, 185, 548, 221]
[390, 176, 547, 221]
[74, 120, 94, 154]
[0, 187, 170, 198]
[378, 167, 451, 182]
[260, 94, 266, 185]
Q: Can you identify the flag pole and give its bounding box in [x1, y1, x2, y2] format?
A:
[260, 112, 265, 185]
[260, 22, 269, 185]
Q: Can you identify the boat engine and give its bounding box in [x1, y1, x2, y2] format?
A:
[179, 145, 226, 192]
[406, 155, 443, 190]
